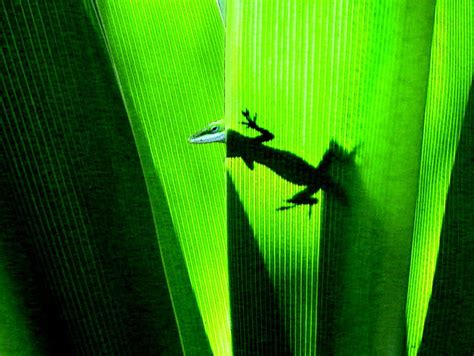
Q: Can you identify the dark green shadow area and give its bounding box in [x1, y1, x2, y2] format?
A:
[317, 150, 393, 355]
[1, 169, 72, 354]
[227, 173, 291, 355]
[418, 80, 474, 355]
[2, 2, 207, 354]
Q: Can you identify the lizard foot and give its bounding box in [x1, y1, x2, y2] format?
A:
[277, 197, 318, 218]
[241, 109, 258, 129]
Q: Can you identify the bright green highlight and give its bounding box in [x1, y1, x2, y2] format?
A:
[226, 0, 434, 354]
[93, 1, 229, 354]
[406, 0, 473, 354]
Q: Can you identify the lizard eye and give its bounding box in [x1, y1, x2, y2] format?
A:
[211, 126, 218, 132]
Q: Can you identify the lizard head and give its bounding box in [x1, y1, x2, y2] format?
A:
[188, 120, 226, 144]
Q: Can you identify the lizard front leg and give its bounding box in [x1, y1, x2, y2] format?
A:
[241, 109, 275, 143]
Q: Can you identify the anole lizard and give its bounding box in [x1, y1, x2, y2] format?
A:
[189, 109, 351, 215]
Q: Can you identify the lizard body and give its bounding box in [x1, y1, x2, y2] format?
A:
[189, 110, 350, 215]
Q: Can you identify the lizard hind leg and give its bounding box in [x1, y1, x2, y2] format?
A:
[286, 185, 320, 206]
[277, 186, 319, 217]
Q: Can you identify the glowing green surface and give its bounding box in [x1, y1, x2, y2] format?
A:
[93, 1, 229, 354]
[406, 0, 473, 354]
[226, 0, 435, 354]
[86, 0, 470, 353]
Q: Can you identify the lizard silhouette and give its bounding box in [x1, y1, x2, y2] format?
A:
[189, 109, 354, 216]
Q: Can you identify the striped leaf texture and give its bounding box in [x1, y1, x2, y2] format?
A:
[1, 0, 472, 355]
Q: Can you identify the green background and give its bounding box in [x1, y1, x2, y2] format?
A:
[1, 0, 472, 354]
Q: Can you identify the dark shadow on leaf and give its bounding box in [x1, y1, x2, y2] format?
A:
[228, 173, 291, 355]
[317, 145, 390, 354]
